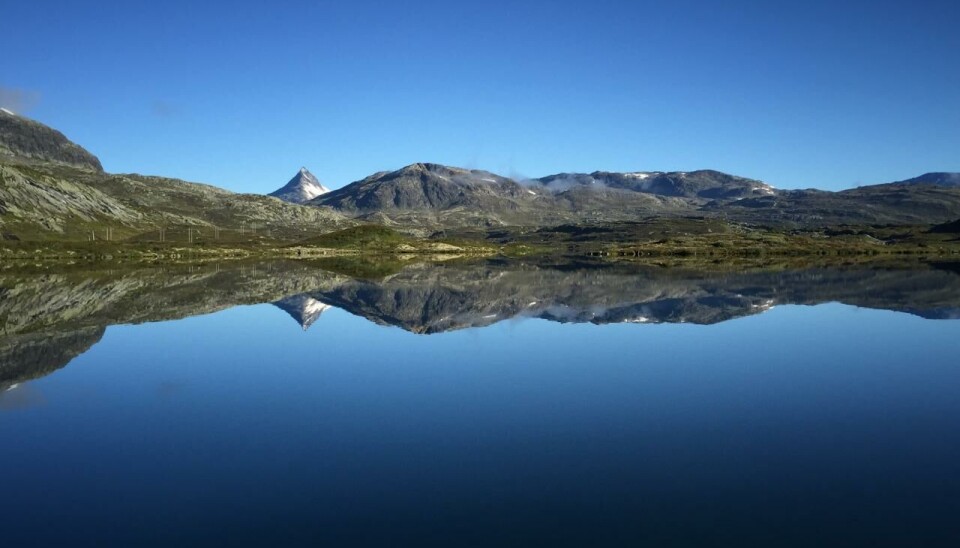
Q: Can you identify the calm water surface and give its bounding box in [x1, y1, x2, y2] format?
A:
[2, 259, 960, 546]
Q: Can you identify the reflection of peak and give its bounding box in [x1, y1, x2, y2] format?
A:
[273, 294, 332, 331]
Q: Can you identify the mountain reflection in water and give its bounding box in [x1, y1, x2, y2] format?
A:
[2, 258, 960, 391]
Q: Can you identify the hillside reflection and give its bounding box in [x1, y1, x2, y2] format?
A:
[3, 258, 960, 392]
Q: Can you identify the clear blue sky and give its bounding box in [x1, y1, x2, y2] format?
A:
[3, 0, 958, 191]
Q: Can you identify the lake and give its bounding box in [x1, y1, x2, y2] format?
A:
[2, 258, 960, 546]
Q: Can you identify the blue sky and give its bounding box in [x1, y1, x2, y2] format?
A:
[2, 0, 958, 192]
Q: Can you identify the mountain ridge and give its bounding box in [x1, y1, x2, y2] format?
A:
[0, 109, 103, 172]
[303, 161, 960, 228]
[3, 112, 960, 241]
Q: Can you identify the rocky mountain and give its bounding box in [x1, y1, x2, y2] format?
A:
[0, 115, 349, 241]
[307, 162, 706, 228]
[0, 108, 103, 171]
[310, 163, 534, 211]
[308, 162, 571, 227]
[269, 167, 330, 204]
[538, 170, 775, 200]
[3, 112, 960, 239]
[891, 172, 960, 187]
[718, 181, 960, 226]
[306, 161, 960, 229]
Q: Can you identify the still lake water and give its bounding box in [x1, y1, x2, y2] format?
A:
[2, 259, 960, 546]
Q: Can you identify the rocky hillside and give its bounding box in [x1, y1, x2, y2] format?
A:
[0, 115, 349, 241]
[891, 172, 960, 187]
[0, 109, 103, 171]
[716, 178, 960, 226]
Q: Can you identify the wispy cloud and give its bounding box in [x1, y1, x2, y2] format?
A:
[0, 86, 40, 113]
[151, 100, 179, 118]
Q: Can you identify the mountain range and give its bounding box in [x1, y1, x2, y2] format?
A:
[304, 163, 960, 228]
[2, 110, 960, 242]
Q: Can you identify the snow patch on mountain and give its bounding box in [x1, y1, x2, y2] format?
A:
[269, 167, 331, 204]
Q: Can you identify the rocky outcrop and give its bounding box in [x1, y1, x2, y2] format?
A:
[0, 109, 103, 171]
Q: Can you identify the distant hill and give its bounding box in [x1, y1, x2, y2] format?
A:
[0, 108, 103, 171]
[307, 162, 960, 229]
[537, 170, 775, 199]
[269, 167, 330, 204]
[891, 172, 960, 187]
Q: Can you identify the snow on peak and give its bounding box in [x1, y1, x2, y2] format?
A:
[0, 107, 15, 116]
[269, 167, 331, 203]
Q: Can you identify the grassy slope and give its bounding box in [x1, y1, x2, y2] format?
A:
[0, 160, 352, 244]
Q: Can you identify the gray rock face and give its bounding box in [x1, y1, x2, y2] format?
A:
[269, 167, 330, 204]
[0, 109, 103, 171]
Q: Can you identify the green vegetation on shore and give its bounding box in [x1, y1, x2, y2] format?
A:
[4, 218, 960, 269]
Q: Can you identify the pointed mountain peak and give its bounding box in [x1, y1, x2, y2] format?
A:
[268, 167, 331, 204]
